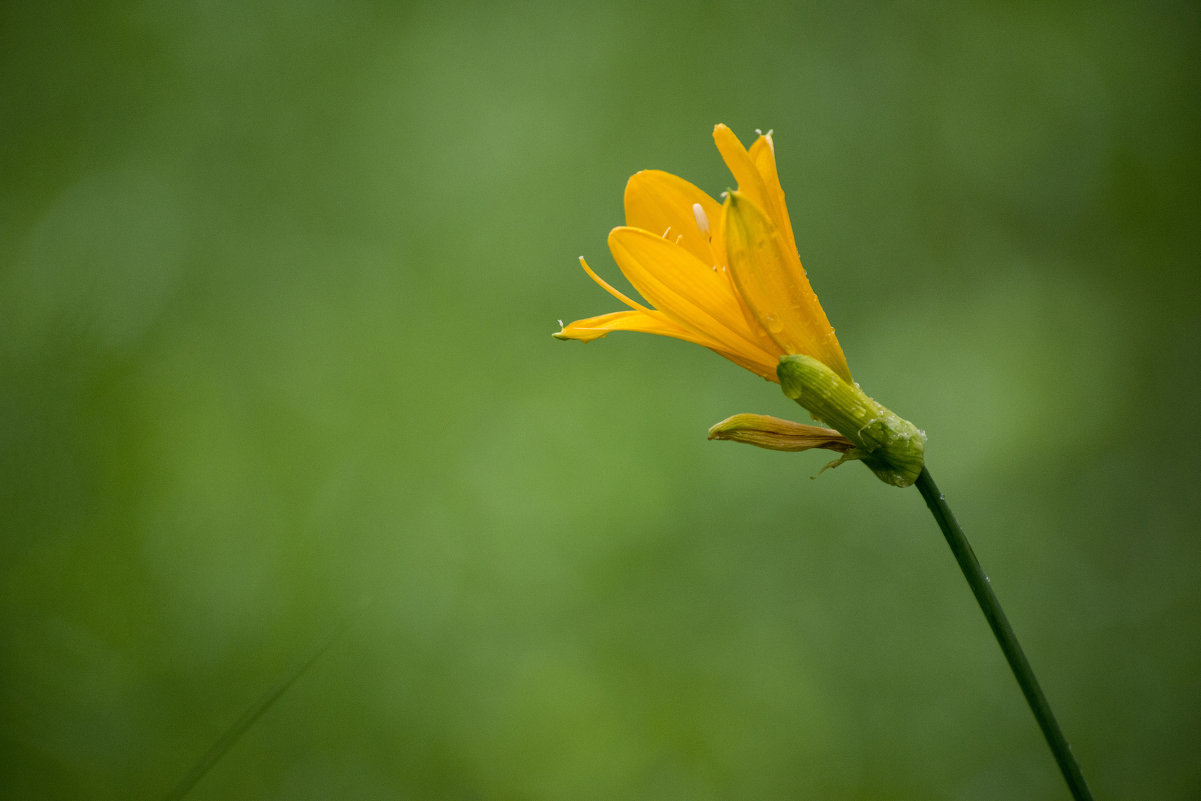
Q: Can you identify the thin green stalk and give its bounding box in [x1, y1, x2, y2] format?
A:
[162, 622, 345, 801]
[914, 467, 1094, 801]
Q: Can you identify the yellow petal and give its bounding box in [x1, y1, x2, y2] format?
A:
[555, 309, 699, 343]
[557, 250, 776, 378]
[723, 193, 852, 382]
[624, 170, 723, 268]
[704, 347, 778, 381]
[713, 125, 774, 227]
[746, 132, 798, 251]
[555, 311, 777, 379]
[607, 226, 778, 368]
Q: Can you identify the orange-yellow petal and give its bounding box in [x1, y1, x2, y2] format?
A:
[555, 310, 777, 379]
[558, 256, 751, 355]
[607, 226, 778, 367]
[713, 125, 774, 227]
[723, 192, 852, 382]
[704, 347, 778, 381]
[624, 170, 723, 268]
[555, 309, 697, 343]
[746, 132, 798, 251]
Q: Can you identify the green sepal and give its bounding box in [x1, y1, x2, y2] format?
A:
[777, 355, 925, 487]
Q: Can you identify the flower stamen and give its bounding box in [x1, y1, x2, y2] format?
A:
[692, 202, 710, 236]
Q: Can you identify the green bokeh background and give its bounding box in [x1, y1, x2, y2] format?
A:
[3, 2, 1199, 798]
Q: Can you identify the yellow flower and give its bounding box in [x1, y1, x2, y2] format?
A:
[554, 124, 852, 384]
[556, 124, 925, 486]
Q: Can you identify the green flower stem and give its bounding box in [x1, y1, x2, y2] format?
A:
[914, 467, 1094, 800]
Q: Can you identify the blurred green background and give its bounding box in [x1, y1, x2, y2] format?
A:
[3, 1, 1199, 798]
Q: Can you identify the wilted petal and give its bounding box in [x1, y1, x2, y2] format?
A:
[708, 413, 853, 453]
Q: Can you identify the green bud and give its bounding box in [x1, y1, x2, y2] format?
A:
[777, 355, 925, 488]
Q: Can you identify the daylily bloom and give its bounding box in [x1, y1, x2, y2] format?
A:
[554, 124, 852, 385]
[556, 124, 924, 486]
